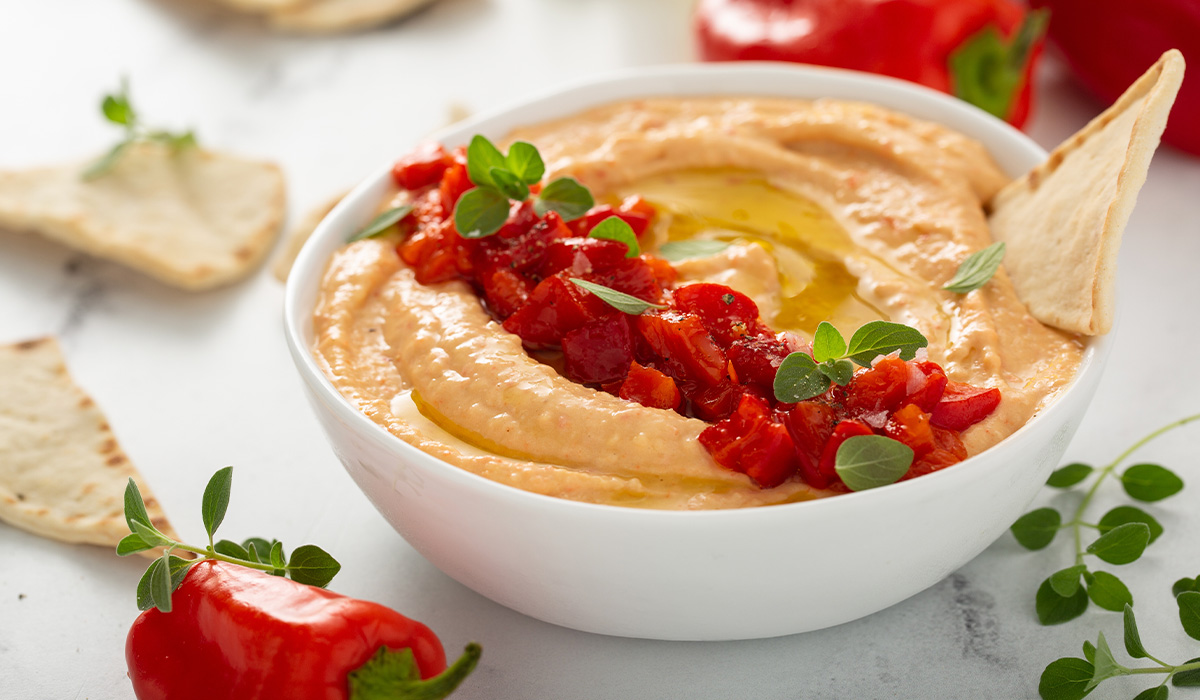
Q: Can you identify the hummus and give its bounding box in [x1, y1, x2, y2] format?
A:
[312, 97, 1084, 510]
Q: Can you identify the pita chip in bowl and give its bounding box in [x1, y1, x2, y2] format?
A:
[989, 49, 1185, 336]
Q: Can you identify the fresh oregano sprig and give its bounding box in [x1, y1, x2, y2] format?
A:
[774, 320, 930, 492]
[568, 278, 666, 315]
[118, 467, 341, 613]
[453, 135, 593, 238]
[1039, 598, 1200, 699]
[1011, 414, 1199, 625]
[773, 320, 929, 403]
[82, 78, 197, 181]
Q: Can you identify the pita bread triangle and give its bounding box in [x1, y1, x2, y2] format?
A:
[0, 337, 178, 554]
[988, 49, 1185, 335]
[0, 142, 285, 291]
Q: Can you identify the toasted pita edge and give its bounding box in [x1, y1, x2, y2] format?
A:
[266, 0, 436, 33]
[0, 337, 178, 558]
[988, 50, 1184, 335]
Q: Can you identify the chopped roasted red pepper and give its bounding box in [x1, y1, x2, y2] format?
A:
[635, 310, 728, 386]
[930, 381, 1002, 431]
[501, 275, 608, 346]
[781, 401, 839, 489]
[844, 356, 909, 417]
[884, 403, 937, 458]
[562, 314, 634, 385]
[699, 393, 798, 487]
[674, 283, 771, 348]
[619, 361, 682, 411]
[392, 142, 452, 191]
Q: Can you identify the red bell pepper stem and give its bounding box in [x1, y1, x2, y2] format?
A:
[949, 9, 1050, 122]
[348, 644, 482, 700]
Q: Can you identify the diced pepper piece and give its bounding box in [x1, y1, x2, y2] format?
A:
[438, 148, 473, 211]
[501, 275, 609, 346]
[634, 310, 728, 386]
[391, 142, 451, 191]
[884, 403, 936, 458]
[817, 419, 874, 490]
[539, 237, 630, 278]
[844, 357, 908, 416]
[906, 361, 948, 413]
[674, 283, 770, 348]
[930, 381, 1001, 431]
[699, 393, 798, 488]
[562, 314, 634, 385]
[780, 401, 838, 489]
[478, 266, 534, 320]
[619, 361, 682, 411]
[727, 334, 792, 393]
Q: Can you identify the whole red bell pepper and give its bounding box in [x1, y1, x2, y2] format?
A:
[1030, 0, 1199, 156]
[694, 0, 1048, 128]
[126, 560, 480, 700]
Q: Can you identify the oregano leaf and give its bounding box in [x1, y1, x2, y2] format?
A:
[1037, 578, 1089, 625]
[1086, 523, 1150, 565]
[567, 278, 666, 315]
[489, 167, 530, 202]
[1121, 464, 1184, 502]
[844, 321, 928, 367]
[773, 353, 831, 403]
[534, 177, 593, 221]
[505, 141, 544, 184]
[1123, 604, 1149, 659]
[1046, 463, 1093, 488]
[811, 322, 847, 363]
[816, 358, 855, 386]
[347, 205, 413, 242]
[588, 216, 640, 258]
[465, 134, 506, 188]
[1179, 591, 1200, 641]
[834, 435, 913, 491]
[1038, 657, 1095, 700]
[200, 466, 233, 543]
[1098, 506, 1164, 544]
[1086, 571, 1133, 612]
[116, 534, 154, 557]
[1049, 565, 1088, 598]
[657, 239, 730, 261]
[1011, 507, 1061, 550]
[943, 241, 1006, 293]
[288, 545, 342, 588]
[453, 187, 510, 239]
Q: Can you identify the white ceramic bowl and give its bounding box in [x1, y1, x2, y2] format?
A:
[284, 63, 1113, 641]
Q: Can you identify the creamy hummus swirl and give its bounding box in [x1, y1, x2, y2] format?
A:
[312, 97, 1084, 510]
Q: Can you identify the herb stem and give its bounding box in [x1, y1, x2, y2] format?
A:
[168, 542, 278, 573]
[1069, 413, 1200, 565]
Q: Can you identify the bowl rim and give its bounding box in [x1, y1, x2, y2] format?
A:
[283, 61, 1113, 522]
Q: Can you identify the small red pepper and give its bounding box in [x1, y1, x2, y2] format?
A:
[1030, 0, 1200, 156]
[694, 0, 1048, 128]
[126, 560, 480, 700]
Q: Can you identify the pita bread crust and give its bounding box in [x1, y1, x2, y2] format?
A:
[0, 337, 177, 553]
[273, 191, 346, 282]
[0, 143, 286, 291]
[266, 0, 435, 33]
[988, 50, 1185, 335]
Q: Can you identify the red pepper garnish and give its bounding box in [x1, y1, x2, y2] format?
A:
[126, 561, 480, 700]
[378, 138, 1005, 492]
[693, 0, 1048, 128]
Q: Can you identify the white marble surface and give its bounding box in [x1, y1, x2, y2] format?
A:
[2, 2, 1199, 698]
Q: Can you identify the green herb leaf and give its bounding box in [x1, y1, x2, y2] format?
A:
[1121, 464, 1184, 502]
[588, 216, 640, 258]
[1098, 506, 1164, 544]
[130, 519, 171, 549]
[1084, 631, 1121, 692]
[534, 177, 594, 221]
[214, 539, 249, 560]
[287, 544, 341, 588]
[101, 89, 135, 127]
[123, 477, 152, 531]
[505, 141, 544, 185]
[150, 551, 174, 613]
[1133, 685, 1169, 700]
[834, 435, 914, 491]
[1038, 657, 1095, 700]
[116, 534, 154, 557]
[1086, 571, 1133, 612]
[347, 205, 413, 243]
[242, 537, 273, 557]
[943, 241, 1006, 293]
[844, 321, 929, 367]
[817, 358, 855, 386]
[657, 239, 731, 261]
[1086, 523, 1151, 565]
[466, 135, 507, 188]
[148, 129, 197, 149]
[567, 278, 666, 315]
[489, 167, 530, 202]
[200, 466, 233, 544]
[1174, 657, 1200, 687]
[454, 187, 511, 239]
[136, 558, 163, 611]
[81, 139, 132, 181]
[1179, 591, 1200, 641]
[1082, 641, 1096, 664]
[269, 541, 287, 576]
[773, 353, 831, 403]
[1123, 604, 1149, 659]
[1047, 463, 1093, 488]
[1037, 578, 1089, 625]
[812, 322, 847, 363]
[1174, 577, 1200, 598]
[1049, 565, 1088, 598]
[245, 541, 262, 564]
[1011, 507, 1062, 550]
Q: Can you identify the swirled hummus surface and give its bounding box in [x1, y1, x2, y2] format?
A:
[312, 97, 1084, 510]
